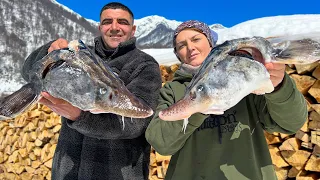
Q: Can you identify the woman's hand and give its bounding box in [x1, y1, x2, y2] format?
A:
[265, 63, 286, 88]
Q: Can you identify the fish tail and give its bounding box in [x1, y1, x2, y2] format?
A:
[273, 39, 320, 64]
[0, 83, 40, 120]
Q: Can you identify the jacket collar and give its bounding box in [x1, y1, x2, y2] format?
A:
[94, 36, 136, 60]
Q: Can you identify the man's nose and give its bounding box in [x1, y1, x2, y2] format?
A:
[111, 20, 119, 30]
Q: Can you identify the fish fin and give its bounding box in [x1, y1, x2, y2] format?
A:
[252, 80, 274, 95]
[0, 83, 40, 120]
[272, 39, 320, 64]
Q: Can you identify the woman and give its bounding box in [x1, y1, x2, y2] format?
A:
[145, 20, 307, 180]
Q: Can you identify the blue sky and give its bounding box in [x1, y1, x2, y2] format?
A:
[56, 0, 320, 27]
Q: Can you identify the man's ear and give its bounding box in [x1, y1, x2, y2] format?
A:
[131, 25, 136, 37]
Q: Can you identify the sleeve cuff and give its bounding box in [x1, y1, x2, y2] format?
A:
[66, 111, 89, 128]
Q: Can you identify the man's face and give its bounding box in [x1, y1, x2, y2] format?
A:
[99, 9, 136, 49]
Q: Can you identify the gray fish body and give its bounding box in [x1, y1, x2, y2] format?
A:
[159, 41, 273, 121]
[159, 35, 320, 124]
[187, 55, 271, 114]
[0, 40, 153, 120]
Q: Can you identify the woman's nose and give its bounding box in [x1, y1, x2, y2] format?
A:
[187, 42, 195, 51]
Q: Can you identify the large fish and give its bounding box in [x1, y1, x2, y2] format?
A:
[0, 40, 153, 122]
[159, 34, 320, 133]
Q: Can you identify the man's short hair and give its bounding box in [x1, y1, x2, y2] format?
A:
[100, 2, 134, 22]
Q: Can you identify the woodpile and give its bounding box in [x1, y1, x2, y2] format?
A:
[267, 63, 320, 180]
[0, 63, 319, 180]
[149, 148, 171, 180]
[0, 104, 61, 180]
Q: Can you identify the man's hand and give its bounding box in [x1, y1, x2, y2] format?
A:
[39, 92, 82, 121]
[265, 62, 286, 88]
[48, 38, 69, 53]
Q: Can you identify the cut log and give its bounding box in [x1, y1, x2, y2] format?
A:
[304, 154, 320, 172]
[265, 131, 282, 144]
[311, 130, 320, 146]
[290, 74, 316, 95]
[20, 172, 34, 180]
[295, 62, 318, 75]
[44, 159, 53, 168]
[295, 130, 310, 142]
[288, 166, 300, 178]
[313, 144, 320, 156]
[309, 111, 320, 122]
[309, 120, 320, 130]
[285, 65, 297, 74]
[269, 145, 290, 168]
[311, 104, 320, 115]
[274, 166, 288, 180]
[308, 80, 320, 103]
[312, 65, 320, 80]
[300, 117, 309, 132]
[281, 150, 311, 170]
[301, 142, 314, 150]
[279, 138, 301, 151]
[279, 133, 291, 140]
[155, 152, 171, 163]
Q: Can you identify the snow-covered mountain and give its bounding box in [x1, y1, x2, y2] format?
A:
[134, 15, 226, 48]
[0, 0, 99, 96]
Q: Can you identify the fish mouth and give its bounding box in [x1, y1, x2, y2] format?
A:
[90, 106, 154, 118]
[229, 48, 266, 64]
[124, 95, 154, 118]
[91, 87, 154, 118]
[158, 97, 198, 121]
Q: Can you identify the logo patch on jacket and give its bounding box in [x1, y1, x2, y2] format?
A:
[197, 111, 255, 140]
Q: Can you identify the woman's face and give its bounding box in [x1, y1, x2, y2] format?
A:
[175, 29, 212, 66]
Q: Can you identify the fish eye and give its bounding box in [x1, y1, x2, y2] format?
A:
[99, 88, 107, 94]
[197, 85, 204, 92]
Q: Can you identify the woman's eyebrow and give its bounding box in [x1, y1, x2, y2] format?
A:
[176, 33, 202, 45]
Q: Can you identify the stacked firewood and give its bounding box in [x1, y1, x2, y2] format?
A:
[149, 64, 320, 180]
[0, 63, 319, 179]
[0, 104, 61, 179]
[268, 63, 320, 180]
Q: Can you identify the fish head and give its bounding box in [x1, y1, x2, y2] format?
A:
[42, 40, 153, 118]
[88, 80, 154, 118]
[159, 37, 275, 121]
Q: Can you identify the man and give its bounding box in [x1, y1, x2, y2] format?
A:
[22, 2, 162, 180]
